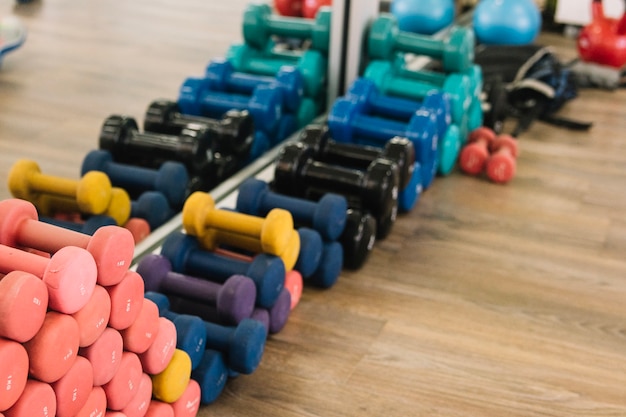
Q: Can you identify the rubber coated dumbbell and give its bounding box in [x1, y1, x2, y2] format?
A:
[138, 317, 177, 374]
[0, 243, 96, 314]
[0, 338, 28, 411]
[103, 351, 143, 410]
[130, 191, 174, 230]
[71, 285, 111, 347]
[226, 43, 327, 98]
[4, 379, 56, 417]
[145, 400, 175, 417]
[0, 198, 133, 286]
[486, 134, 519, 184]
[237, 177, 347, 241]
[459, 127, 496, 175]
[40, 214, 116, 235]
[0, 270, 48, 343]
[161, 232, 285, 308]
[120, 298, 160, 354]
[8, 159, 116, 216]
[74, 387, 106, 417]
[78, 327, 124, 386]
[120, 373, 152, 417]
[51, 355, 93, 417]
[151, 349, 192, 404]
[274, 142, 399, 239]
[81, 150, 189, 209]
[183, 191, 294, 257]
[178, 77, 282, 135]
[137, 254, 257, 325]
[243, 3, 332, 52]
[369, 14, 475, 72]
[170, 379, 202, 413]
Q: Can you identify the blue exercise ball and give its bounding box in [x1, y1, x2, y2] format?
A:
[391, 0, 455, 35]
[473, 0, 542, 45]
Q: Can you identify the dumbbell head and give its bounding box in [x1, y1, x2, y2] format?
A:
[3, 379, 57, 417]
[74, 386, 106, 417]
[190, 350, 228, 405]
[406, 109, 439, 188]
[223, 318, 267, 374]
[459, 126, 496, 175]
[341, 209, 377, 270]
[307, 241, 343, 289]
[170, 380, 201, 415]
[0, 338, 29, 411]
[121, 373, 152, 417]
[132, 191, 173, 230]
[78, 327, 124, 386]
[51, 355, 93, 417]
[0, 270, 48, 343]
[102, 351, 143, 410]
[99, 114, 139, 154]
[151, 349, 192, 403]
[138, 316, 178, 374]
[487, 134, 518, 184]
[71, 284, 111, 348]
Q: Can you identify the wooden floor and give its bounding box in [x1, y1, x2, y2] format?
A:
[2, 1, 626, 416]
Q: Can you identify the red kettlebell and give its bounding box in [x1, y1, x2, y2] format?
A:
[275, 0, 303, 17]
[303, 0, 332, 19]
[577, 0, 626, 68]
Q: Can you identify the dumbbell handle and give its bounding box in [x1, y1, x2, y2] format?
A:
[348, 112, 409, 143]
[262, 15, 317, 39]
[40, 215, 116, 236]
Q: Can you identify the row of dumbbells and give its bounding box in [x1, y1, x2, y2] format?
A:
[0, 198, 205, 416]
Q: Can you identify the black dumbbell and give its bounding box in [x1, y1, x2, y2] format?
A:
[143, 99, 255, 158]
[274, 142, 399, 239]
[340, 209, 377, 270]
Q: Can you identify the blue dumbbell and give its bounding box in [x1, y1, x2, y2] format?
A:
[160, 232, 284, 309]
[205, 58, 304, 112]
[137, 254, 257, 325]
[178, 77, 283, 135]
[130, 191, 174, 230]
[308, 241, 343, 289]
[268, 113, 297, 147]
[40, 214, 116, 235]
[81, 149, 189, 209]
[192, 349, 229, 404]
[144, 291, 208, 371]
[236, 177, 348, 241]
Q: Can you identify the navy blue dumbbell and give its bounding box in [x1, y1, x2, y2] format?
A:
[236, 177, 347, 241]
[137, 254, 257, 325]
[308, 241, 343, 288]
[205, 58, 303, 112]
[40, 214, 116, 235]
[145, 291, 208, 371]
[130, 191, 174, 230]
[178, 77, 282, 135]
[81, 149, 189, 209]
[160, 232, 284, 309]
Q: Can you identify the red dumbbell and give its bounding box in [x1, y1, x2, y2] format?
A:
[74, 386, 107, 417]
[0, 243, 96, 314]
[486, 134, 519, 184]
[121, 373, 153, 417]
[104, 270, 145, 331]
[51, 355, 94, 417]
[124, 217, 151, 244]
[139, 317, 177, 375]
[4, 379, 57, 417]
[0, 270, 48, 343]
[459, 127, 496, 175]
[275, 0, 303, 16]
[105, 412, 128, 417]
[23, 311, 80, 383]
[145, 400, 175, 417]
[79, 327, 124, 386]
[120, 298, 161, 354]
[0, 338, 29, 411]
[170, 379, 201, 417]
[102, 351, 143, 411]
[0, 199, 134, 286]
[72, 284, 111, 347]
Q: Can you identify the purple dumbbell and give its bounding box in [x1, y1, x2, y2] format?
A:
[136, 254, 257, 325]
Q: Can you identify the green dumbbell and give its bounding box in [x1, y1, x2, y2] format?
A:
[227, 43, 327, 98]
[369, 14, 475, 73]
[243, 3, 332, 53]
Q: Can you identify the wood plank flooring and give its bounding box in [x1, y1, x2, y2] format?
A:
[1, 1, 625, 416]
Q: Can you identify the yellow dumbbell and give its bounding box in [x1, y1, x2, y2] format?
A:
[8, 159, 113, 215]
[34, 187, 132, 226]
[151, 349, 192, 404]
[183, 191, 293, 257]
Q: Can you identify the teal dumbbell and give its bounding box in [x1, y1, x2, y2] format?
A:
[227, 43, 327, 98]
[242, 3, 332, 53]
[369, 14, 475, 73]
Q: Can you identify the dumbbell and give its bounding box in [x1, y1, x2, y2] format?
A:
[71, 285, 111, 348]
[0, 270, 48, 343]
[170, 380, 201, 413]
[120, 298, 160, 354]
[3, 379, 56, 417]
[40, 214, 116, 235]
[183, 191, 294, 257]
[0, 198, 133, 286]
[205, 58, 304, 112]
[274, 142, 399, 239]
[130, 191, 175, 230]
[120, 373, 152, 417]
[459, 127, 496, 175]
[79, 327, 124, 386]
[145, 401, 175, 417]
[369, 14, 475, 72]
[8, 159, 115, 216]
[136, 254, 257, 325]
[23, 311, 80, 383]
[227, 43, 327, 98]
[340, 209, 377, 269]
[103, 351, 143, 411]
[178, 77, 282, 134]
[74, 387, 106, 417]
[104, 270, 145, 331]
[187, 348, 228, 404]
[486, 134, 519, 184]
[81, 149, 189, 209]
[0, 243, 96, 314]
[0, 338, 28, 411]
[51, 355, 93, 417]
[161, 232, 284, 309]
[243, 3, 332, 52]
[151, 349, 192, 404]
[307, 240, 343, 288]
[139, 317, 177, 374]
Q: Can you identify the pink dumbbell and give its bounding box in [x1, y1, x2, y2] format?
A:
[23, 311, 80, 383]
[0, 338, 29, 411]
[459, 127, 496, 175]
[74, 386, 107, 417]
[170, 379, 201, 417]
[0, 243, 96, 314]
[120, 298, 161, 354]
[102, 351, 143, 411]
[51, 355, 94, 417]
[72, 285, 111, 347]
[121, 373, 153, 417]
[0, 199, 134, 286]
[486, 134, 519, 184]
[106, 412, 128, 417]
[139, 317, 177, 375]
[284, 269, 303, 310]
[145, 401, 174, 417]
[105, 270, 145, 331]
[79, 327, 124, 386]
[4, 379, 57, 417]
[0, 270, 48, 342]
